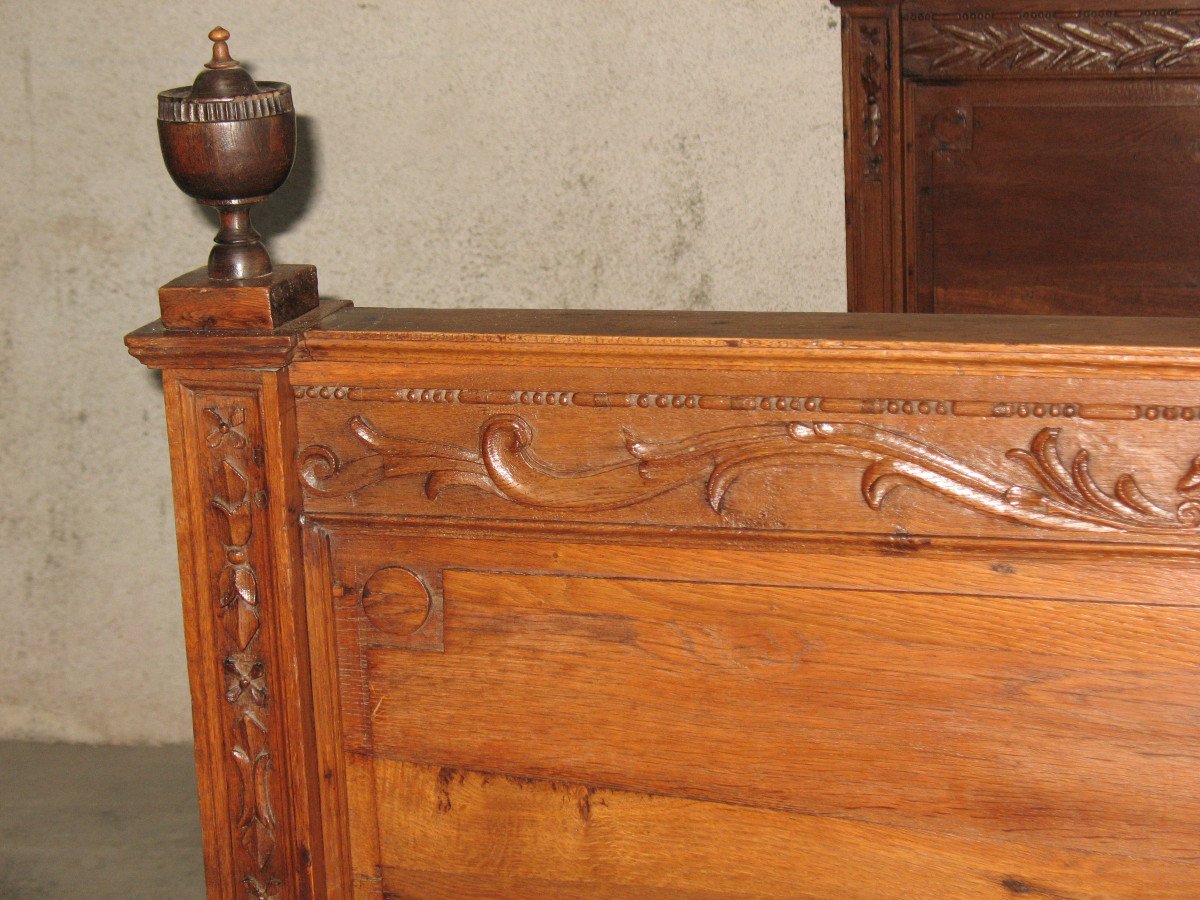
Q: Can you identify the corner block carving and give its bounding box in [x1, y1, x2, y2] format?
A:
[298, 414, 1200, 535]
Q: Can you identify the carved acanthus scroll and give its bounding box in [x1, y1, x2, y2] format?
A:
[299, 415, 1200, 534]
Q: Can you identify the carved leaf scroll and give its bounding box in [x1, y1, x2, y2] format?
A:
[298, 414, 1200, 534]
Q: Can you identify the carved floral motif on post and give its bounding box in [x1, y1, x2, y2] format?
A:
[298, 414, 1200, 535]
[206, 405, 248, 449]
[203, 402, 280, 899]
[859, 24, 885, 181]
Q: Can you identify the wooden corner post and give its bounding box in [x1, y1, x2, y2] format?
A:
[832, 0, 904, 312]
[160, 359, 321, 899]
[127, 27, 347, 898]
[127, 264, 346, 900]
[128, 283, 351, 900]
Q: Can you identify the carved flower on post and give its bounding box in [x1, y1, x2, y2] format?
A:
[224, 653, 268, 707]
[206, 405, 247, 449]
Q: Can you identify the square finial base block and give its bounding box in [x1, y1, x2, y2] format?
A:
[158, 264, 319, 331]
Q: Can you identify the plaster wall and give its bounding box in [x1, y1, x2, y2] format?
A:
[0, 0, 845, 743]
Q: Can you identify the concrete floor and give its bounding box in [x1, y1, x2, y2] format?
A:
[0, 742, 204, 898]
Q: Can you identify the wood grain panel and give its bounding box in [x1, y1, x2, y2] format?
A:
[373, 759, 1199, 899]
[320, 527, 1200, 608]
[908, 80, 1200, 316]
[365, 570, 1200, 861]
[131, 296, 1200, 893]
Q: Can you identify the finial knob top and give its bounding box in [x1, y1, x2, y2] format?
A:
[206, 27, 235, 69]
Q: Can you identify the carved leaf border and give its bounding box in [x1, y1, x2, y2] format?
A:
[298, 414, 1200, 534]
[905, 18, 1200, 74]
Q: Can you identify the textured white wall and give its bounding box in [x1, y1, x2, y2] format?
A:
[0, 0, 845, 743]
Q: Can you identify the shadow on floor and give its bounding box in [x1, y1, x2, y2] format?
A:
[0, 742, 203, 898]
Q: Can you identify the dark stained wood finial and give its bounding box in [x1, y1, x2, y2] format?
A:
[155, 28, 317, 329]
[158, 28, 297, 282]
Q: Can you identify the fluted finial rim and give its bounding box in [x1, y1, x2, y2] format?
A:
[157, 82, 293, 122]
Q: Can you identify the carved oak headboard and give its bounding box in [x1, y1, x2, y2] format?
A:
[130, 25, 1200, 900]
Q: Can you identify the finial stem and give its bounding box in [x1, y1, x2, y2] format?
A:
[208, 202, 272, 280]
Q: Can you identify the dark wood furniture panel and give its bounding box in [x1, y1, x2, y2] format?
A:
[836, 0, 1200, 315]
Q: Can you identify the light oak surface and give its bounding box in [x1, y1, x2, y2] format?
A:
[130, 299, 1200, 897]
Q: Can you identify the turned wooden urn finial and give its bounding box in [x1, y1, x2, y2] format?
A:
[158, 27, 296, 281]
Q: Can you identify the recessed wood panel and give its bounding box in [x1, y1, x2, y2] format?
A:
[908, 80, 1200, 315]
[362, 569, 1200, 864]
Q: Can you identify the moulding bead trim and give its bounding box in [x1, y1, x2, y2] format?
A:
[293, 385, 1200, 423]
